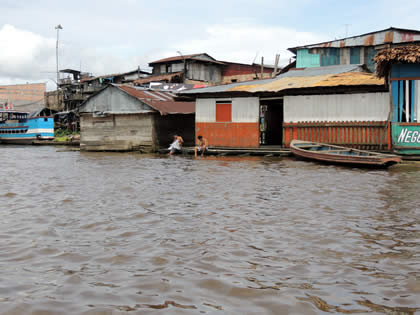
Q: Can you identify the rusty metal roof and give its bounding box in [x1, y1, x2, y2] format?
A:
[149, 53, 224, 64]
[289, 27, 420, 53]
[149, 53, 204, 64]
[179, 64, 384, 96]
[118, 85, 194, 115]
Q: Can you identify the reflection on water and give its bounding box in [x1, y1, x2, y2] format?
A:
[0, 146, 419, 314]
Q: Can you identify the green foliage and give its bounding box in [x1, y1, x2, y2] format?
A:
[54, 128, 79, 137]
[54, 129, 79, 142]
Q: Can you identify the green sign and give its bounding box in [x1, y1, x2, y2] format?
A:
[392, 123, 420, 155]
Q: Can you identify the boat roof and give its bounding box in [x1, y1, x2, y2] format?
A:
[0, 110, 30, 114]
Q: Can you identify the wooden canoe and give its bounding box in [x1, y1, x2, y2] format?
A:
[290, 140, 401, 168]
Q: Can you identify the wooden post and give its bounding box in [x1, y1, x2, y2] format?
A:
[261, 57, 264, 79]
[273, 54, 280, 77]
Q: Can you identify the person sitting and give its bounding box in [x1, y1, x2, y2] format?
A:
[168, 135, 184, 155]
[194, 135, 208, 157]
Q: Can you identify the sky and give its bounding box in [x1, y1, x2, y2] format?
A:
[1, 0, 419, 90]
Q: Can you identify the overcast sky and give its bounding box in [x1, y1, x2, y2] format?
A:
[1, 0, 419, 90]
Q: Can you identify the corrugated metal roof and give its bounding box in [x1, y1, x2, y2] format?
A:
[118, 85, 194, 115]
[312, 72, 384, 87]
[149, 53, 204, 64]
[180, 64, 379, 95]
[180, 77, 275, 94]
[288, 27, 420, 53]
[134, 72, 183, 85]
[277, 64, 363, 77]
[149, 53, 224, 65]
[81, 69, 150, 83]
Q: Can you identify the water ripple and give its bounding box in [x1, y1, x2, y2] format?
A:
[0, 146, 419, 314]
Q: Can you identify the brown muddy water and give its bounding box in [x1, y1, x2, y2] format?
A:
[0, 146, 419, 315]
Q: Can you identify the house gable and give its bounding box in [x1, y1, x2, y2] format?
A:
[79, 86, 154, 113]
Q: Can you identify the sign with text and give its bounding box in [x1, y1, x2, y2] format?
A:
[392, 123, 420, 154]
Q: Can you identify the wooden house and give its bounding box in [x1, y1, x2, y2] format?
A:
[180, 64, 389, 149]
[79, 84, 195, 151]
[375, 45, 420, 155]
[134, 53, 274, 87]
[179, 28, 420, 151]
[290, 27, 420, 72]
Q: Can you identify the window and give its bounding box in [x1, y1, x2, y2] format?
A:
[392, 80, 418, 123]
[216, 101, 232, 122]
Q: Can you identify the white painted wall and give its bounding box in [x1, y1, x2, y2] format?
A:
[196, 97, 260, 123]
[232, 97, 259, 122]
[415, 81, 420, 122]
[196, 98, 216, 122]
[284, 92, 390, 122]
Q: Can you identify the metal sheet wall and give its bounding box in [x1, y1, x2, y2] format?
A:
[80, 86, 151, 113]
[232, 97, 259, 122]
[283, 121, 391, 150]
[296, 49, 320, 68]
[196, 97, 259, 123]
[284, 93, 390, 122]
[196, 98, 216, 122]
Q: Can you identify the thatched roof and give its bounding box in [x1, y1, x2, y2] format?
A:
[374, 45, 420, 78]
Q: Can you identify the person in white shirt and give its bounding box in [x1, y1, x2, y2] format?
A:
[168, 135, 184, 155]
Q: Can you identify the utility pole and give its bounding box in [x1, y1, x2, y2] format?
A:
[273, 54, 280, 77]
[55, 24, 63, 108]
[260, 56, 264, 79]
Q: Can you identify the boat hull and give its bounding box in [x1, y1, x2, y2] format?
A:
[0, 116, 54, 145]
[290, 140, 401, 168]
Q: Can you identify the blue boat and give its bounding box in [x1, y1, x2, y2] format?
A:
[0, 110, 54, 144]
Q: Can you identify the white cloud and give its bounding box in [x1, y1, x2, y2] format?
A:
[0, 24, 55, 83]
[168, 23, 328, 66]
[0, 22, 328, 91]
[0, 24, 150, 90]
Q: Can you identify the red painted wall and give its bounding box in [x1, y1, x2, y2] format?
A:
[222, 63, 273, 76]
[283, 121, 391, 150]
[196, 122, 259, 147]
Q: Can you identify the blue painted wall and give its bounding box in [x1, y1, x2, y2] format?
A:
[320, 48, 340, 66]
[296, 49, 320, 68]
[391, 64, 420, 78]
[350, 47, 361, 64]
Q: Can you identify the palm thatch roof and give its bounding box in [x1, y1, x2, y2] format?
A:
[374, 45, 420, 78]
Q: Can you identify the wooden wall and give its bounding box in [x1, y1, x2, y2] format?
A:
[80, 113, 156, 151]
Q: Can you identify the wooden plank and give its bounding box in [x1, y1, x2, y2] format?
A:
[399, 80, 404, 122]
[411, 80, 415, 122]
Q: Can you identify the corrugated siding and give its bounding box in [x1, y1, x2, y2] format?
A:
[296, 49, 320, 68]
[81, 86, 152, 113]
[188, 63, 222, 83]
[350, 47, 361, 64]
[320, 48, 340, 66]
[196, 97, 259, 123]
[283, 121, 390, 150]
[196, 98, 216, 122]
[196, 122, 259, 147]
[366, 47, 376, 72]
[284, 93, 390, 122]
[232, 97, 259, 123]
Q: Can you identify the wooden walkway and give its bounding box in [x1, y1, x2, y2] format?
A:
[162, 146, 292, 157]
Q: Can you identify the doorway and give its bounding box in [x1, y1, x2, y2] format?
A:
[259, 99, 283, 146]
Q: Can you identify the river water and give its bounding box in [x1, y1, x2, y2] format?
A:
[0, 146, 419, 315]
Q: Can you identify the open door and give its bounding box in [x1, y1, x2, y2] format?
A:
[259, 99, 284, 146]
